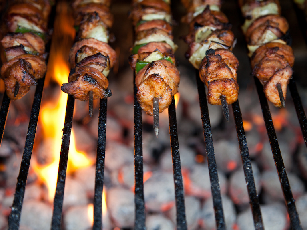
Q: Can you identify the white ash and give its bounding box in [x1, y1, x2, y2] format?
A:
[297, 148, 307, 180]
[177, 118, 199, 144]
[107, 186, 135, 228]
[74, 165, 95, 194]
[111, 100, 134, 129]
[245, 128, 261, 157]
[3, 122, 28, 147]
[177, 68, 198, 104]
[118, 163, 150, 189]
[20, 201, 52, 230]
[5, 153, 22, 187]
[144, 171, 175, 212]
[296, 194, 307, 229]
[105, 141, 134, 171]
[260, 142, 292, 171]
[187, 164, 227, 198]
[229, 162, 261, 205]
[24, 184, 42, 201]
[200, 195, 236, 230]
[0, 139, 19, 157]
[237, 203, 288, 230]
[146, 214, 174, 230]
[168, 196, 201, 230]
[35, 138, 58, 165]
[160, 146, 196, 171]
[64, 205, 111, 230]
[2, 192, 14, 212]
[261, 171, 305, 202]
[72, 123, 96, 153]
[63, 177, 87, 210]
[213, 139, 241, 173]
[73, 99, 90, 121]
[0, 213, 7, 230]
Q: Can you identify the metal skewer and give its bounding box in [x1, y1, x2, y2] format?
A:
[153, 97, 159, 136]
[14, 81, 20, 98]
[89, 91, 93, 117]
[277, 83, 285, 108]
[220, 95, 229, 121]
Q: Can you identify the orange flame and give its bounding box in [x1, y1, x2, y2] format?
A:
[174, 93, 180, 107]
[243, 120, 253, 131]
[88, 190, 108, 225]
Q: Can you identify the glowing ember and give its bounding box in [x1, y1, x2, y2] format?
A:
[87, 203, 94, 225]
[243, 120, 252, 131]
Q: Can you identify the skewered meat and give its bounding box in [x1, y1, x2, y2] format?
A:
[182, 3, 239, 109]
[129, 0, 180, 116]
[239, 0, 295, 107]
[61, 0, 116, 102]
[0, 0, 51, 100]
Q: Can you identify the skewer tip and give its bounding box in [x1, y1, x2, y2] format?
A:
[153, 97, 159, 136]
[220, 95, 229, 122]
[89, 91, 93, 117]
[277, 83, 286, 108]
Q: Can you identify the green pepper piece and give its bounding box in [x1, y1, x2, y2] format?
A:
[135, 60, 149, 73]
[15, 26, 45, 40]
[162, 56, 173, 64]
[26, 50, 39, 55]
[136, 20, 147, 27]
[132, 43, 147, 54]
[74, 25, 79, 32]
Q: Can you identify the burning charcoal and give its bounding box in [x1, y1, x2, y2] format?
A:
[187, 164, 227, 198]
[35, 138, 57, 165]
[20, 201, 52, 230]
[0, 139, 19, 157]
[214, 140, 241, 173]
[118, 163, 150, 189]
[5, 153, 22, 187]
[0, 213, 8, 230]
[168, 196, 201, 230]
[73, 100, 90, 121]
[237, 203, 288, 230]
[105, 142, 134, 171]
[4, 122, 28, 147]
[160, 146, 196, 171]
[245, 128, 262, 157]
[297, 148, 307, 180]
[107, 187, 135, 228]
[146, 214, 174, 230]
[111, 100, 134, 129]
[72, 123, 96, 153]
[63, 177, 88, 210]
[229, 162, 261, 206]
[296, 194, 307, 229]
[64, 205, 111, 230]
[24, 184, 43, 201]
[260, 142, 292, 171]
[261, 171, 304, 202]
[144, 171, 175, 212]
[177, 68, 198, 104]
[178, 118, 199, 143]
[200, 195, 236, 230]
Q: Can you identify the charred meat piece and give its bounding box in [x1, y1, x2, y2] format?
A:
[135, 20, 172, 34]
[73, 0, 111, 8]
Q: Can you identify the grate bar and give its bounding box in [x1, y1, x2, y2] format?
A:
[254, 77, 302, 229]
[232, 101, 264, 229]
[133, 81, 145, 230]
[168, 98, 187, 230]
[93, 98, 108, 229]
[195, 73, 226, 230]
[51, 95, 75, 230]
[288, 79, 307, 147]
[8, 77, 45, 230]
[0, 93, 10, 144]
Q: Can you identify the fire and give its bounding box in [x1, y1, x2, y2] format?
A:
[243, 120, 252, 131]
[33, 2, 92, 202]
[174, 93, 180, 107]
[88, 190, 108, 226]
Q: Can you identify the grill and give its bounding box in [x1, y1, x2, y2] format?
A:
[1, 0, 307, 229]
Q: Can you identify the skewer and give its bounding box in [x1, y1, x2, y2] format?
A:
[277, 83, 286, 108]
[220, 95, 229, 121]
[14, 81, 19, 98]
[89, 90, 93, 117]
[153, 97, 159, 136]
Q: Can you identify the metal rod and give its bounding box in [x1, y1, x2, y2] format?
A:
[0, 92, 10, 144]
[220, 95, 229, 121]
[153, 97, 159, 136]
[196, 72, 226, 230]
[232, 100, 264, 230]
[276, 83, 285, 108]
[254, 77, 302, 230]
[289, 78, 307, 147]
[93, 98, 108, 230]
[133, 79, 145, 230]
[89, 91, 93, 118]
[168, 97, 187, 230]
[14, 81, 20, 98]
[8, 77, 45, 230]
[51, 95, 75, 230]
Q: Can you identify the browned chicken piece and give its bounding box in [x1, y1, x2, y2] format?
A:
[252, 52, 289, 84]
[11, 0, 51, 19]
[61, 66, 110, 101]
[245, 15, 289, 45]
[251, 42, 294, 68]
[263, 66, 292, 107]
[135, 20, 172, 34]
[136, 28, 173, 41]
[69, 38, 116, 68]
[199, 49, 239, 105]
[188, 6, 229, 30]
[132, 0, 170, 14]
[135, 59, 180, 115]
[4, 45, 27, 61]
[1, 55, 46, 99]
[1, 32, 45, 55]
[76, 52, 110, 74]
[181, 0, 221, 9]
[74, 3, 113, 28]
[73, 0, 111, 8]
[7, 14, 47, 33]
